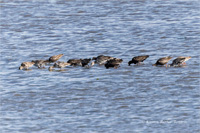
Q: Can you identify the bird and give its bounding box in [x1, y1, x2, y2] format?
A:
[19, 62, 35, 70]
[31, 60, 49, 68]
[48, 54, 64, 63]
[128, 55, 149, 65]
[48, 61, 70, 71]
[80, 58, 91, 67]
[92, 55, 114, 65]
[67, 59, 82, 66]
[153, 56, 173, 66]
[67, 58, 92, 67]
[105, 58, 123, 69]
[178, 56, 191, 64]
[170, 56, 191, 67]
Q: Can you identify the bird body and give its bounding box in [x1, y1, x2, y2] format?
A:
[48, 61, 70, 70]
[67, 58, 91, 67]
[19, 62, 35, 70]
[92, 55, 114, 65]
[49, 54, 64, 63]
[170, 56, 191, 66]
[32, 60, 49, 68]
[81, 58, 91, 67]
[153, 56, 173, 66]
[67, 59, 82, 66]
[105, 58, 123, 69]
[178, 56, 191, 62]
[128, 55, 149, 65]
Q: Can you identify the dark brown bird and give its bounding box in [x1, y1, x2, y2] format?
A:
[67, 58, 91, 67]
[49, 54, 64, 63]
[48, 61, 70, 71]
[92, 55, 114, 65]
[81, 58, 91, 67]
[19, 62, 35, 70]
[105, 58, 123, 69]
[153, 56, 173, 66]
[67, 59, 82, 66]
[170, 56, 191, 67]
[128, 55, 149, 65]
[32, 60, 49, 68]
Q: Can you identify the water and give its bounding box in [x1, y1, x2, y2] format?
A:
[1, 0, 200, 132]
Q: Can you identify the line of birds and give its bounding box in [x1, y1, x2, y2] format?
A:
[19, 54, 191, 71]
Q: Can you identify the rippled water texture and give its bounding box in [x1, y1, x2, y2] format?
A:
[1, 0, 200, 132]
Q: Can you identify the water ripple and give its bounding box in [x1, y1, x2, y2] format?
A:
[1, 0, 200, 132]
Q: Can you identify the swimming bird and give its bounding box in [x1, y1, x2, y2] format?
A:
[67, 59, 82, 66]
[178, 56, 191, 64]
[170, 56, 191, 67]
[92, 55, 114, 65]
[81, 58, 91, 67]
[153, 56, 173, 66]
[49, 54, 64, 63]
[67, 58, 92, 67]
[19, 62, 35, 70]
[128, 55, 149, 65]
[48, 61, 70, 71]
[105, 58, 123, 69]
[32, 60, 49, 68]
